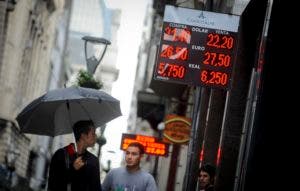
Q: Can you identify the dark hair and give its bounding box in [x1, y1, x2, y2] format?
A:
[73, 120, 95, 141]
[200, 164, 216, 179]
[127, 142, 145, 155]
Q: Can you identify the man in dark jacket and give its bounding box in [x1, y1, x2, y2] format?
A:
[48, 120, 101, 191]
[198, 164, 216, 191]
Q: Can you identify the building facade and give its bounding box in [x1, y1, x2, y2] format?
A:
[0, 0, 71, 189]
[129, 0, 262, 190]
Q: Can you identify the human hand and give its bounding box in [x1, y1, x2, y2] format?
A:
[73, 156, 85, 170]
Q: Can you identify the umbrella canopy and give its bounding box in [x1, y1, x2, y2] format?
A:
[16, 86, 122, 136]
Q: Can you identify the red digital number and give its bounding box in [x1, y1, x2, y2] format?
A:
[203, 52, 231, 67]
[163, 26, 191, 44]
[160, 44, 188, 61]
[200, 70, 228, 86]
[206, 33, 234, 49]
[158, 62, 186, 79]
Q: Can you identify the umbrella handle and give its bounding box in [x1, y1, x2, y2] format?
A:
[66, 101, 70, 110]
[66, 100, 76, 152]
[72, 131, 78, 153]
[74, 142, 78, 153]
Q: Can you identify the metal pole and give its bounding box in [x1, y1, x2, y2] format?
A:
[153, 129, 162, 180]
[233, 69, 256, 191]
[97, 44, 108, 67]
[234, 1, 273, 189]
[183, 86, 209, 191]
[166, 144, 180, 191]
[153, 155, 159, 180]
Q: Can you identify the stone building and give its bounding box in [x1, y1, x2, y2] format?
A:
[0, 0, 71, 189]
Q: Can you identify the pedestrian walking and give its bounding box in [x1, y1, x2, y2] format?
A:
[102, 142, 157, 191]
[198, 163, 216, 191]
[47, 120, 102, 191]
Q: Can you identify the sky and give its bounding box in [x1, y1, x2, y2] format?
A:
[101, 0, 151, 168]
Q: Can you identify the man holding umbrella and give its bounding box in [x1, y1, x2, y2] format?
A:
[16, 87, 122, 191]
[47, 120, 102, 191]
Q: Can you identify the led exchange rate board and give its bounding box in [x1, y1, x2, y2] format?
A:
[153, 5, 240, 90]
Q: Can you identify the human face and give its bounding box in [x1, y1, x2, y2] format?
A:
[199, 171, 211, 189]
[125, 146, 142, 168]
[82, 128, 96, 147]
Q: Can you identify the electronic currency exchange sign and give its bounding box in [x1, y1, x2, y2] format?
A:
[120, 133, 169, 157]
[153, 5, 240, 90]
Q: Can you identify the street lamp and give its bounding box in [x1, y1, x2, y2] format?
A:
[82, 36, 111, 75]
[81, 36, 110, 163]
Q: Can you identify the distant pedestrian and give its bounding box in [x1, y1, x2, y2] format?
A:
[102, 142, 157, 191]
[47, 120, 102, 191]
[198, 163, 216, 191]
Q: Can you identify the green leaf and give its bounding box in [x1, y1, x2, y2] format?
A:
[75, 70, 103, 89]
